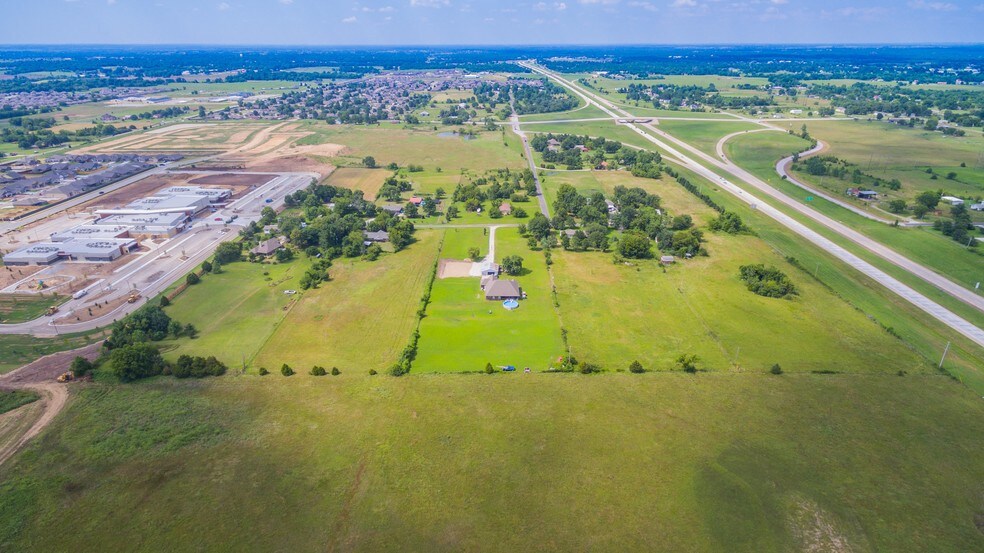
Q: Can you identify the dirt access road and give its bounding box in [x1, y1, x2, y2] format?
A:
[0, 342, 101, 468]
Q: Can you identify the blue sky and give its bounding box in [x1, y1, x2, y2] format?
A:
[3, 0, 983, 44]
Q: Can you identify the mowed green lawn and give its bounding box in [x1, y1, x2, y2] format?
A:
[1, 373, 982, 552]
[252, 230, 443, 372]
[655, 119, 761, 155]
[414, 228, 564, 372]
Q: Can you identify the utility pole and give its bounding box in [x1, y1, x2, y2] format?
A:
[938, 341, 951, 370]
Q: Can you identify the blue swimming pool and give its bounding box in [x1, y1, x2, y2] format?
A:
[502, 299, 519, 310]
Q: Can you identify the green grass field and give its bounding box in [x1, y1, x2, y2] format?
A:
[0, 331, 105, 374]
[1, 373, 982, 552]
[0, 390, 39, 416]
[542, 170, 926, 373]
[159, 260, 301, 366]
[324, 167, 389, 200]
[299, 123, 525, 175]
[656, 119, 762, 156]
[0, 294, 65, 324]
[723, 130, 984, 299]
[414, 228, 564, 372]
[252, 231, 443, 372]
[798, 119, 984, 202]
[159, 232, 443, 373]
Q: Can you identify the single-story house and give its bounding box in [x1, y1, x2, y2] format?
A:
[970, 202, 984, 212]
[408, 197, 423, 205]
[363, 230, 389, 242]
[941, 196, 964, 206]
[660, 255, 676, 265]
[480, 274, 495, 290]
[251, 238, 283, 256]
[484, 279, 522, 301]
[546, 138, 561, 152]
[498, 203, 512, 215]
[380, 204, 404, 215]
[856, 190, 877, 200]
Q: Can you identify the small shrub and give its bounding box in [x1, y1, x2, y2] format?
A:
[310, 365, 327, 376]
[281, 364, 295, 376]
[70, 356, 95, 377]
[331, 367, 340, 376]
[770, 363, 783, 375]
[258, 367, 269, 376]
[578, 361, 600, 374]
[186, 273, 200, 285]
[629, 360, 644, 374]
[677, 354, 699, 373]
[484, 362, 495, 374]
[369, 369, 378, 376]
[389, 363, 407, 376]
[159, 296, 170, 307]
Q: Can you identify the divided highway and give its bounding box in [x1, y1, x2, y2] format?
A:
[518, 61, 984, 348]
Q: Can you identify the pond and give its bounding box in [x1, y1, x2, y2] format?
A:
[437, 131, 477, 140]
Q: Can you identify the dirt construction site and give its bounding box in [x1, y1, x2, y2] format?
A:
[1, 119, 342, 335]
[75, 121, 346, 176]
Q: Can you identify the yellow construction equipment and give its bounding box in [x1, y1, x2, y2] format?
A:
[44, 305, 59, 316]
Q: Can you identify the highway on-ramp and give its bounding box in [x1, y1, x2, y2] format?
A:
[518, 61, 984, 348]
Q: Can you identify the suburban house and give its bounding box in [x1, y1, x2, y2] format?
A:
[363, 230, 389, 242]
[484, 279, 522, 301]
[251, 237, 283, 256]
[408, 197, 423, 205]
[498, 202, 512, 216]
[970, 202, 984, 212]
[940, 196, 964, 206]
[480, 274, 495, 290]
[380, 204, 404, 215]
[546, 138, 561, 152]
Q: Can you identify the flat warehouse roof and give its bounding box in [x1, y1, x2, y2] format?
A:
[97, 212, 187, 226]
[2, 243, 62, 263]
[51, 224, 131, 242]
[126, 194, 210, 211]
[60, 239, 136, 256]
[158, 186, 232, 199]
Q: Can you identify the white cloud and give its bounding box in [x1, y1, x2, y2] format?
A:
[534, 1, 568, 10]
[217, 2, 231, 10]
[342, 15, 358, 22]
[409, 0, 449, 7]
[361, 5, 395, 11]
[628, 0, 658, 11]
[579, 0, 619, 4]
[908, 0, 958, 10]
[670, 0, 696, 7]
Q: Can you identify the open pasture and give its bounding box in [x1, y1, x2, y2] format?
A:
[1, 372, 982, 552]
